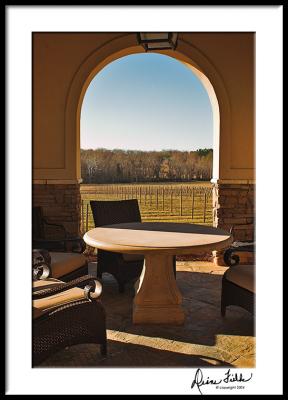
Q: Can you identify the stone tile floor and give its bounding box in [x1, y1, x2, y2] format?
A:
[40, 262, 255, 368]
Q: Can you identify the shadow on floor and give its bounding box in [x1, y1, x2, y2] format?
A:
[39, 269, 255, 368]
[40, 339, 233, 368]
[102, 271, 254, 348]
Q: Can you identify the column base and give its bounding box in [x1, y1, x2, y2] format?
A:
[133, 254, 184, 325]
[133, 304, 185, 325]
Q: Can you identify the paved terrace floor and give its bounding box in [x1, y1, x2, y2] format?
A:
[40, 261, 255, 368]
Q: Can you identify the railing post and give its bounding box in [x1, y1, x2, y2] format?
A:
[156, 188, 159, 209]
[81, 199, 84, 233]
[86, 203, 89, 232]
[203, 191, 207, 223]
[180, 187, 183, 216]
[191, 188, 195, 221]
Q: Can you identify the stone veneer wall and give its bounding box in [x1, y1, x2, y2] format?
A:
[33, 184, 81, 236]
[213, 183, 255, 241]
[212, 183, 255, 265]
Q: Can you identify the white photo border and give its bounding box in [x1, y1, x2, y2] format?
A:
[7, 5, 283, 395]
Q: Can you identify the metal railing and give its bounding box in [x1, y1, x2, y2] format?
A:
[80, 184, 213, 234]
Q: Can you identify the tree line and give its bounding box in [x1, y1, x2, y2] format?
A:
[81, 148, 213, 184]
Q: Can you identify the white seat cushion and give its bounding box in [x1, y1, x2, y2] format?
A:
[225, 265, 255, 293]
[33, 278, 86, 318]
[50, 252, 86, 279]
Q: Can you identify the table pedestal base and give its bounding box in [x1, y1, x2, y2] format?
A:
[133, 254, 184, 325]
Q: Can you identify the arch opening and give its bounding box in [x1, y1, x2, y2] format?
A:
[63, 36, 230, 232]
[75, 47, 220, 183]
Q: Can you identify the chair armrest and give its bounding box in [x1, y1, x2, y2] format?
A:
[41, 219, 86, 252]
[33, 238, 66, 252]
[42, 218, 68, 239]
[63, 237, 86, 253]
[32, 275, 102, 301]
[33, 237, 86, 253]
[32, 249, 52, 280]
[78, 237, 86, 253]
[33, 262, 52, 281]
[223, 244, 255, 267]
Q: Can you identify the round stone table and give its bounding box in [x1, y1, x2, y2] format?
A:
[84, 222, 233, 325]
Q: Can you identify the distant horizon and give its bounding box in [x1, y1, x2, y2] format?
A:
[80, 147, 213, 152]
[81, 146, 212, 184]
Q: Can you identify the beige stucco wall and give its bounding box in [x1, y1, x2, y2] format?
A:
[33, 32, 255, 183]
[180, 33, 255, 177]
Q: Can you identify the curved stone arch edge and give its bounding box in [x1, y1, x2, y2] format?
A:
[64, 34, 230, 184]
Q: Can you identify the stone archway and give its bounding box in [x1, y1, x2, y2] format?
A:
[33, 32, 254, 247]
[65, 34, 230, 232]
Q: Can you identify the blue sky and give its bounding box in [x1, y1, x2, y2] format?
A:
[80, 53, 213, 151]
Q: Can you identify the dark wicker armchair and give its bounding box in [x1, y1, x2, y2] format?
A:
[221, 244, 255, 316]
[32, 259, 107, 366]
[33, 206, 86, 253]
[33, 248, 88, 282]
[89, 199, 145, 293]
